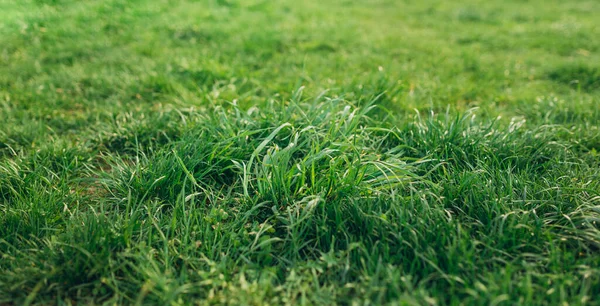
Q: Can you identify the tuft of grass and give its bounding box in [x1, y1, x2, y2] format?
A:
[3, 93, 600, 304]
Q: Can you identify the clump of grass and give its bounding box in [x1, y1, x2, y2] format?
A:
[0, 146, 89, 247]
[3, 90, 599, 304]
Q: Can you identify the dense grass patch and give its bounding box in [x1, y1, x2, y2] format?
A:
[2, 96, 599, 304]
[1, 0, 600, 304]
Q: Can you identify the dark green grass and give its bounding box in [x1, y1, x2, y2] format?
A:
[1, 0, 600, 305]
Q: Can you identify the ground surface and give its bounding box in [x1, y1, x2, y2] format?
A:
[1, 0, 599, 304]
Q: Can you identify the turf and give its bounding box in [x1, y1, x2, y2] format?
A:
[1, 0, 599, 304]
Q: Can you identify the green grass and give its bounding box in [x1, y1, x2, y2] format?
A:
[1, 0, 599, 304]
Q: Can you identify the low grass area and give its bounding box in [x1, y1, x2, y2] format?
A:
[1, 0, 599, 304]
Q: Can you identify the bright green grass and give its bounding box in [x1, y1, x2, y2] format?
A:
[1, 0, 600, 304]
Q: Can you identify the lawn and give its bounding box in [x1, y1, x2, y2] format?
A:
[1, 0, 599, 304]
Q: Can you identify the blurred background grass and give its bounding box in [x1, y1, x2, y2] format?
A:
[1, 0, 599, 129]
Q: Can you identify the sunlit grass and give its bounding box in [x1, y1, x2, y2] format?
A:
[1, 0, 599, 304]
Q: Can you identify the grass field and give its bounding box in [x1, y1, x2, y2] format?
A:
[1, 0, 600, 304]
